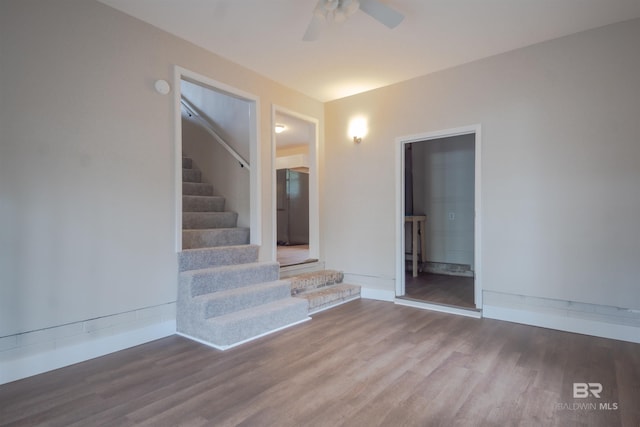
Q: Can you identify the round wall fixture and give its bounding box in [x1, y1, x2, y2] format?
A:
[154, 79, 171, 95]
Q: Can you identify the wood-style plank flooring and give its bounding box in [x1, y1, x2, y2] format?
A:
[405, 272, 475, 308]
[277, 244, 315, 267]
[1, 300, 638, 426]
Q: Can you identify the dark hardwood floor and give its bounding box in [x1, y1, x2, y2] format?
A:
[1, 300, 638, 426]
[405, 272, 475, 308]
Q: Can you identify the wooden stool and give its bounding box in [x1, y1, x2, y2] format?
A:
[405, 215, 426, 277]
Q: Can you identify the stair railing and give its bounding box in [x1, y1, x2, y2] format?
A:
[180, 95, 250, 171]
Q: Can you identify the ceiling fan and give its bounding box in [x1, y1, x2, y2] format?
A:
[303, 0, 404, 41]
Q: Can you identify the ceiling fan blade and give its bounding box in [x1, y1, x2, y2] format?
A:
[359, 0, 404, 29]
[303, 12, 324, 41]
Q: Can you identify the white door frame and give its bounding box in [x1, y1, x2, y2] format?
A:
[271, 105, 320, 262]
[173, 66, 261, 251]
[395, 124, 483, 309]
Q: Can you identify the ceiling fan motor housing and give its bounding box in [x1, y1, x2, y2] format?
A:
[317, 0, 360, 23]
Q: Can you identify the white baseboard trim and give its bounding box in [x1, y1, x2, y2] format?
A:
[360, 287, 396, 302]
[0, 320, 176, 385]
[177, 316, 311, 351]
[394, 298, 482, 318]
[483, 305, 640, 344]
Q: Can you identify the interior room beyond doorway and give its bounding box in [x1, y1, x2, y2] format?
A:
[274, 110, 318, 267]
[403, 133, 476, 309]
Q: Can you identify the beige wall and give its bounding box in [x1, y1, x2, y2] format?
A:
[324, 19, 640, 309]
[0, 0, 323, 337]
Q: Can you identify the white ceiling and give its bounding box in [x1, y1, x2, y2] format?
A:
[98, 0, 640, 102]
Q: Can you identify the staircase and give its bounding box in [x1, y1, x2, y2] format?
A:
[177, 156, 309, 350]
[181, 156, 250, 249]
[284, 270, 361, 314]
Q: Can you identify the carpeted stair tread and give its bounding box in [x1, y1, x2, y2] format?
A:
[183, 212, 238, 229]
[183, 195, 225, 212]
[204, 297, 309, 347]
[183, 157, 193, 169]
[195, 280, 292, 318]
[287, 269, 344, 295]
[183, 182, 214, 196]
[182, 228, 249, 249]
[181, 261, 280, 297]
[179, 245, 258, 272]
[297, 283, 361, 314]
[182, 212, 238, 230]
[182, 168, 202, 183]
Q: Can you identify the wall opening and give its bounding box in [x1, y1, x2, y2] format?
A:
[272, 106, 319, 267]
[396, 125, 482, 311]
[174, 66, 261, 252]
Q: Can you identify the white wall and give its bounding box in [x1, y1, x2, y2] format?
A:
[0, 0, 323, 377]
[324, 19, 640, 315]
[411, 135, 475, 268]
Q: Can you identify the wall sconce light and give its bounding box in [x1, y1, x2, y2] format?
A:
[275, 124, 286, 134]
[348, 116, 368, 144]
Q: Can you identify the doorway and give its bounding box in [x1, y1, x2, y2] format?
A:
[272, 107, 319, 267]
[395, 125, 482, 314]
[173, 66, 260, 252]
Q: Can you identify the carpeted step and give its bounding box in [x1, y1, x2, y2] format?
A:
[287, 269, 345, 295]
[196, 280, 292, 319]
[183, 195, 225, 212]
[183, 212, 238, 229]
[183, 182, 213, 196]
[178, 155, 308, 351]
[183, 168, 202, 183]
[298, 283, 361, 314]
[180, 261, 280, 297]
[179, 245, 258, 272]
[182, 228, 249, 249]
[201, 298, 309, 348]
